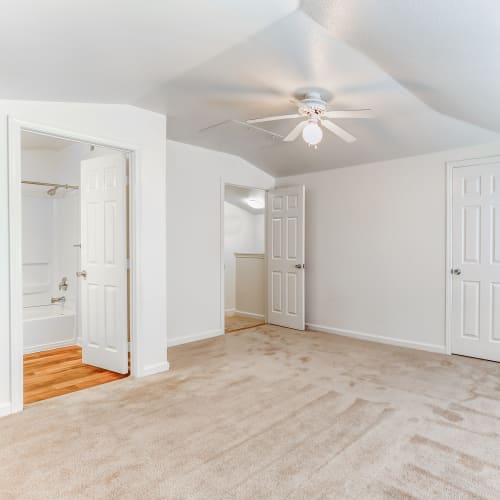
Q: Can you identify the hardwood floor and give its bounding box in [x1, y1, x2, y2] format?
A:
[23, 346, 129, 405]
[225, 313, 265, 333]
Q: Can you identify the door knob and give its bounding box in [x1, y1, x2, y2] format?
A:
[76, 270, 88, 279]
[295, 264, 305, 269]
[451, 268, 462, 276]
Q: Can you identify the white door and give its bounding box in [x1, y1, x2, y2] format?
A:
[451, 161, 500, 362]
[79, 154, 128, 373]
[267, 186, 305, 330]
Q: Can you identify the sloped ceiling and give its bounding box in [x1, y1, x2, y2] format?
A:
[1, 0, 499, 176]
[302, 0, 500, 133]
[0, 0, 298, 103]
[164, 8, 499, 176]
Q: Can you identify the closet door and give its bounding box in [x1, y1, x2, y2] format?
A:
[79, 154, 128, 373]
[451, 161, 500, 362]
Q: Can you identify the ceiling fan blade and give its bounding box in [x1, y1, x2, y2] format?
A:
[247, 113, 302, 124]
[321, 120, 357, 143]
[284, 121, 308, 142]
[324, 109, 374, 119]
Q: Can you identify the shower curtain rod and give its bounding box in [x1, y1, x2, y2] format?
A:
[21, 180, 79, 190]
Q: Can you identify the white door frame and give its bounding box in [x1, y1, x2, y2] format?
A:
[8, 117, 139, 413]
[445, 155, 500, 356]
[219, 179, 268, 332]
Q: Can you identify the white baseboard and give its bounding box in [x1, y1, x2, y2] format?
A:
[306, 323, 447, 354]
[141, 361, 170, 377]
[24, 339, 77, 354]
[0, 402, 12, 417]
[225, 308, 235, 315]
[167, 329, 224, 347]
[235, 310, 265, 320]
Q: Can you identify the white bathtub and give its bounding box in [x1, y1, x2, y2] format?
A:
[23, 304, 76, 353]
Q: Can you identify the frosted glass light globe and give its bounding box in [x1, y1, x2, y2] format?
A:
[302, 121, 323, 146]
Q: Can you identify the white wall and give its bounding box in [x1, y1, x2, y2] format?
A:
[277, 141, 500, 353]
[167, 141, 274, 346]
[0, 101, 167, 416]
[235, 254, 265, 317]
[224, 201, 264, 312]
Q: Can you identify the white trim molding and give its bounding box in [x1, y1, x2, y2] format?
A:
[235, 310, 265, 320]
[167, 329, 224, 347]
[307, 323, 447, 354]
[24, 340, 77, 355]
[142, 361, 170, 377]
[0, 403, 12, 418]
[234, 252, 265, 259]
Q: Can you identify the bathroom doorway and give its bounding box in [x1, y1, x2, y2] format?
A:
[21, 131, 130, 404]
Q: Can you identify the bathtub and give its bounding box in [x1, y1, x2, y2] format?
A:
[23, 304, 76, 353]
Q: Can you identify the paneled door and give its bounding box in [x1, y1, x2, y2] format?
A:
[451, 161, 500, 361]
[79, 154, 128, 373]
[267, 186, 305, 330]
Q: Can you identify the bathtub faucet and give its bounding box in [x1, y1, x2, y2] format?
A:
[51, 296, 66, 304]
[59, 276, 68, 291]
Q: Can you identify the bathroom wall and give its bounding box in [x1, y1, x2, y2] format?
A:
[22, 188, 54, 308]
[22, 148, 80, 311]
[52, 190, 80, 310]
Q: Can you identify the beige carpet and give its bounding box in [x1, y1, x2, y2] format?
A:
[1, 325, 500, 499]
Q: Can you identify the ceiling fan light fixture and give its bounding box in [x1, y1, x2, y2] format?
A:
[302, 120, 323, 146]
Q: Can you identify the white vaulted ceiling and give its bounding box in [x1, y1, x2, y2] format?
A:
[1, 0, 499, 176]
[0, 0, 298, 104]
[302, 0, 500, 134]
[163, 7, 500, 176]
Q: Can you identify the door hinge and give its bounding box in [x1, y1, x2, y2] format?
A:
[126, 258, 130, 270]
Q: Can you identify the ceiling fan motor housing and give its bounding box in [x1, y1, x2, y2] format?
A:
[299, 91, 327, 117]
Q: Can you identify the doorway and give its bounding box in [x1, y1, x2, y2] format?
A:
[223, 184, 267, 333]
[21, 130, 130, 404]
[447, 157, 500, 362]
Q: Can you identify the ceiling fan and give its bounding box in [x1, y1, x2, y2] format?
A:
[246, 90, 373, 147]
